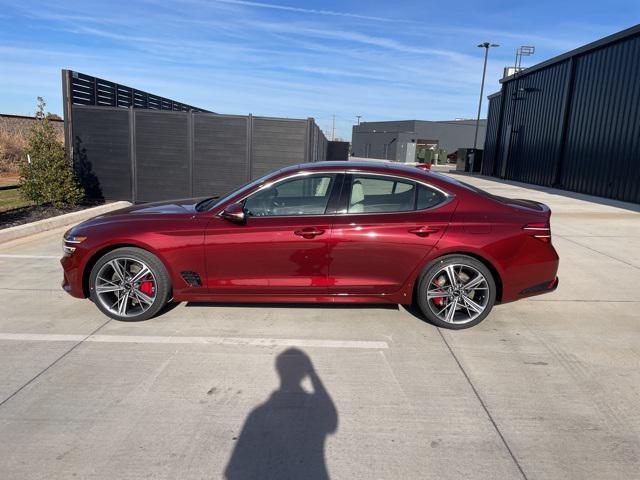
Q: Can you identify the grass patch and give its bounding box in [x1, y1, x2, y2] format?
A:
[0, 187, 34, 213]
[0, 175, 19, 188]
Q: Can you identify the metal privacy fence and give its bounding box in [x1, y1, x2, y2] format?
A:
[72, 106, 327, 202]
[63, 70, 327, 203]
[63, 70, 208, 113]
[482, 25, 640, 204]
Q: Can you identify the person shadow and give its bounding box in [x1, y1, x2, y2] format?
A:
[224, 348, 338, 480]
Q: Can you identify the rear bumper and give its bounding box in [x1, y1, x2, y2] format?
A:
[520, 276, 559, 297]
[499, 242, 559, 303]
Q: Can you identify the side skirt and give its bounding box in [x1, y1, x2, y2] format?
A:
[172, 293, 410, 305]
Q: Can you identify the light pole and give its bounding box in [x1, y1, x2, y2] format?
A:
[473, 42, 499, 151]
[515, 45, 535, 72]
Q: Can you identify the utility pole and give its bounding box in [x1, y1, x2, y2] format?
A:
[331, 114, 336, 141]
[473, 42, 499, 152]
[356, 115, 362, 125]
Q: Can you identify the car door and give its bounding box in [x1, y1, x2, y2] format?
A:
[204, 172, 343, 296]
[328, 173, 455, 295]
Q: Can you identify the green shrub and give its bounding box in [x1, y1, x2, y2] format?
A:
[19, 97, 84, 207]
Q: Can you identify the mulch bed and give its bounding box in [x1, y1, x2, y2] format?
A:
[0, 201, 104, 230]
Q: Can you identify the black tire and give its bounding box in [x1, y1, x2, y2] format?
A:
[416, 254, 496, 330]
[89, 247, 171, 321]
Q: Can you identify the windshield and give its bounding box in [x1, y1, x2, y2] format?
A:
[196, 172, 275, 212]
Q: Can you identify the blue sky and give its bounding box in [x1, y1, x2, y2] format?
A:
[0, 1, 637, 139]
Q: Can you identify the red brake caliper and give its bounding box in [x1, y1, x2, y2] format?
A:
[139, 279, 155, 296]
[432, 276, 445, 306]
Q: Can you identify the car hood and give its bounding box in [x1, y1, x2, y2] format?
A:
[75, 197, 209, 229]
[110, 197, 207, 215]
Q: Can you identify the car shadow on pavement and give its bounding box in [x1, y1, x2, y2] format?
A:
[154, 299, 182, 316]
[185, 302, 399, 311]
[224, 348, 338, 480]
[400, 303, 430, 322]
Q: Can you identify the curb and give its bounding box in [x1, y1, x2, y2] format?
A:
[0, 201, 131, 244]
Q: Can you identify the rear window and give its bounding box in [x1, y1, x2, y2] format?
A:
[429, 172, 500, 201]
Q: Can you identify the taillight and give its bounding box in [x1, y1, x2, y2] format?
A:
[523, 222, 551, 243]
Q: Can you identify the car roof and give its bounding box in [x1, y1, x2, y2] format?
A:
[291, 160, 452, 183]
[280, 161, 481, 197]
[281, 160, 429, 176]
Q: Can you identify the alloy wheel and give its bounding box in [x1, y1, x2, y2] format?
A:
[94, 257, 157, 318]
[426, 263, 490, 325]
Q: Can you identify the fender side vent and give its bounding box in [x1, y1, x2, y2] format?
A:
[181, 271, 202, 287]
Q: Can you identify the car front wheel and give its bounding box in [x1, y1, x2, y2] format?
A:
[417, 255, 496, 329]
[89, 247, 171, 321]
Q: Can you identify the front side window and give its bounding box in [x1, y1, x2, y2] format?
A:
[244, 174, 335, 217]
[197, 172, 274, 212]
[347, 175, 446, 213]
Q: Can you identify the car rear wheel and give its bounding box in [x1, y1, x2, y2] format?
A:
[417, 255, 496, 329]
[89, 247, 171, 321]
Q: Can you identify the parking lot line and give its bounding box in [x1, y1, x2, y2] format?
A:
[0, 254, 59, 259]
[437, 328, 528, 480]
[0, 332, 389, 349]
[0, 319, 112, 409]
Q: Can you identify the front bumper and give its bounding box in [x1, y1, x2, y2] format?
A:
[60, 253, 86, 298]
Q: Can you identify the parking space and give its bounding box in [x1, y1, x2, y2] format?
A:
[0, 172, 639, 479]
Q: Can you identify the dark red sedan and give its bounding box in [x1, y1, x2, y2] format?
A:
[61, 161, 559, 329]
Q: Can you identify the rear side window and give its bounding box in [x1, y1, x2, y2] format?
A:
[348, 175, 416, 213]
[347, 175, 446, 214]
[417, 184, 445, 210]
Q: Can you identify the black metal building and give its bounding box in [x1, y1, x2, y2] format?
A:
[482, 24, 640, 204]
[62, 70, 328, 203]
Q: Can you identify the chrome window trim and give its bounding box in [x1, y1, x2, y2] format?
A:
[217, 169, 455, 219]
[340, 171, 453, 216]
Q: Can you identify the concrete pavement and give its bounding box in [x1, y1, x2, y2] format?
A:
[0, 173, 639, 479]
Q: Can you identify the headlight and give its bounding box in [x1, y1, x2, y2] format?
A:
[62, 231, 87, 255]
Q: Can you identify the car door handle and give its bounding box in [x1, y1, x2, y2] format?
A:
[408, 226, 440, 237]
[294, 227, 325, 238]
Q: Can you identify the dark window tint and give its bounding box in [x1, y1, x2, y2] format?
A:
[417, 184, 446, 210]
[244, 174, 334, 216]
[348, 176, 416, 213]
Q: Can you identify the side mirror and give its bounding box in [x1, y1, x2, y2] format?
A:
[220, 202, 246, 224]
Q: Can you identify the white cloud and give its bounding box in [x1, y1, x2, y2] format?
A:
[211, 0, 415, 23]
